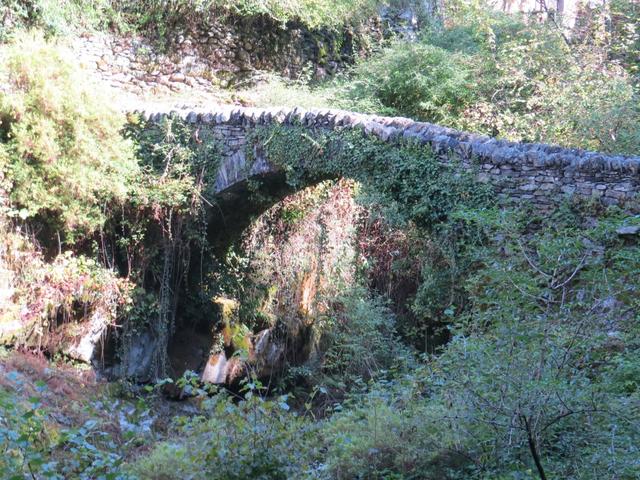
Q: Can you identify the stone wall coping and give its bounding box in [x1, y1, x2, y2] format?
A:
[132, 106, 640, 176]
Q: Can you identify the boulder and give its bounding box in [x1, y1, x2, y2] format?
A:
[201, 353, 228, 383]
[108, 329, 158, 382]
[201, 352, 245, 384]
[200, 327, 286, 385]
[62, 309, 112, 364]
[616, 225, 640, 237]
[252, 329, 286, 377]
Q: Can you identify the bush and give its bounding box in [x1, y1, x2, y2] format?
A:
[456, 19, 640, 153]
[317, 207, 640, 480]
[0, 383, 132, 479]
[220, 0, 380, 29]
[0, 33, 137, 240]
[250, 126, 495, 230]
[0, 0, 116, 39]
[128, 390, 317, 479]
[334, 9, 640, 154]
[320, 376, 466, 479]
[425, 207, 640, 479]
[249, 124, 494, 355]
[319, 288, 411, 381]
[346, 41, 476, 123]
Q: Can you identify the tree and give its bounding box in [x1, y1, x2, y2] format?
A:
[430, 208, 640, 478]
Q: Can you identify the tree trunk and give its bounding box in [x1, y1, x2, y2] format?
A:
[523, 416, 547, 480]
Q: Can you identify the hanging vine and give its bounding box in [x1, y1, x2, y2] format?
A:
[111, 114, 222, 379]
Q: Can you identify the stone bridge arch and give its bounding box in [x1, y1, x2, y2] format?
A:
[133, 105, 639, 384]
[137, 106, 640, 209]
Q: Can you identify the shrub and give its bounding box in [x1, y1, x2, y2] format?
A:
[230, 179, 362, 329]
[0, 33, 138, 240]
[248, 125, 494, 355]
[318, 207, 640, 480]
[222, 0, 380, 29]
[0, 383, 132, 479]
[346, 41, 476, 123]
[529, 60, 640, 153]
[425, 207, 640, 479]
[128, 390, 317, 479]
[115, 115, 222, 379]
[456, 20, 640, 153]
[0, 0, 116, 39]
[0, 222, 133, 359]
[334, 9, 640, 154]
[319, 288, 411, 381]
[249, 125, 495, 230]
[320, 377, 466, 479]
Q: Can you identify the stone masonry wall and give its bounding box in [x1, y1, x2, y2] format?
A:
[136, 106, 640, 209]
[73, 6, 426, 97]
[75, 17, 384, 97]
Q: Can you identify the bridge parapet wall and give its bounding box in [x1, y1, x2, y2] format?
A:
[136, 106, 640, 208]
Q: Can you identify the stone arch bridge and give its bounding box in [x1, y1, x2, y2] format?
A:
[134, 105, 639, 384]
[20, 105, 638, 382]
[136, 105, 640, 209]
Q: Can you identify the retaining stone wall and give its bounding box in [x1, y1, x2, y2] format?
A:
[136, 106, 640, 209]
[73, 6, 426, 97]
[75, 19, 384, 97]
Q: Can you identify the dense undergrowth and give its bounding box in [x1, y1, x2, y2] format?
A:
[0, 2, 639, 479]
[244, 2, 640, 155]
[125, 190, 640, 479]
[4, 188, 639, 479]
[0, 0, 390, 40]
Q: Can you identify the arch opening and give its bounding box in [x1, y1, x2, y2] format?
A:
[167, 172, 348, 386]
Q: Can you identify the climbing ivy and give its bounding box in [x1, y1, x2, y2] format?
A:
[246, 124, 495, 231]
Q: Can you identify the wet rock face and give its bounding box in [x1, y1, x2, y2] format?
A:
[200, 328, 287, 385]
[120, 330, 158, 381]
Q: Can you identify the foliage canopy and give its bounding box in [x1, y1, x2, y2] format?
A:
[0, 33, 137, 239]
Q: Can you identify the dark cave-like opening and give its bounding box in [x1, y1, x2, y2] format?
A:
[168, 172, 297, 379]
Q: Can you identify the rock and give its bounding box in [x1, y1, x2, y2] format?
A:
[236, 49, 251, 63]
[169, 72, 186, 83]
[616, 225, 640, 236]
[180, 55, 197, 66]
[63, 309, 111, 364]
[252, 329, 285, 377]
[200, 351, 245, 384]
[201, 353, 228, 383]
[200, 327, 286, 385]
[118, 330, 157, 381]
[314, 66, 327, 80]
[114, 56, 131, 68]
